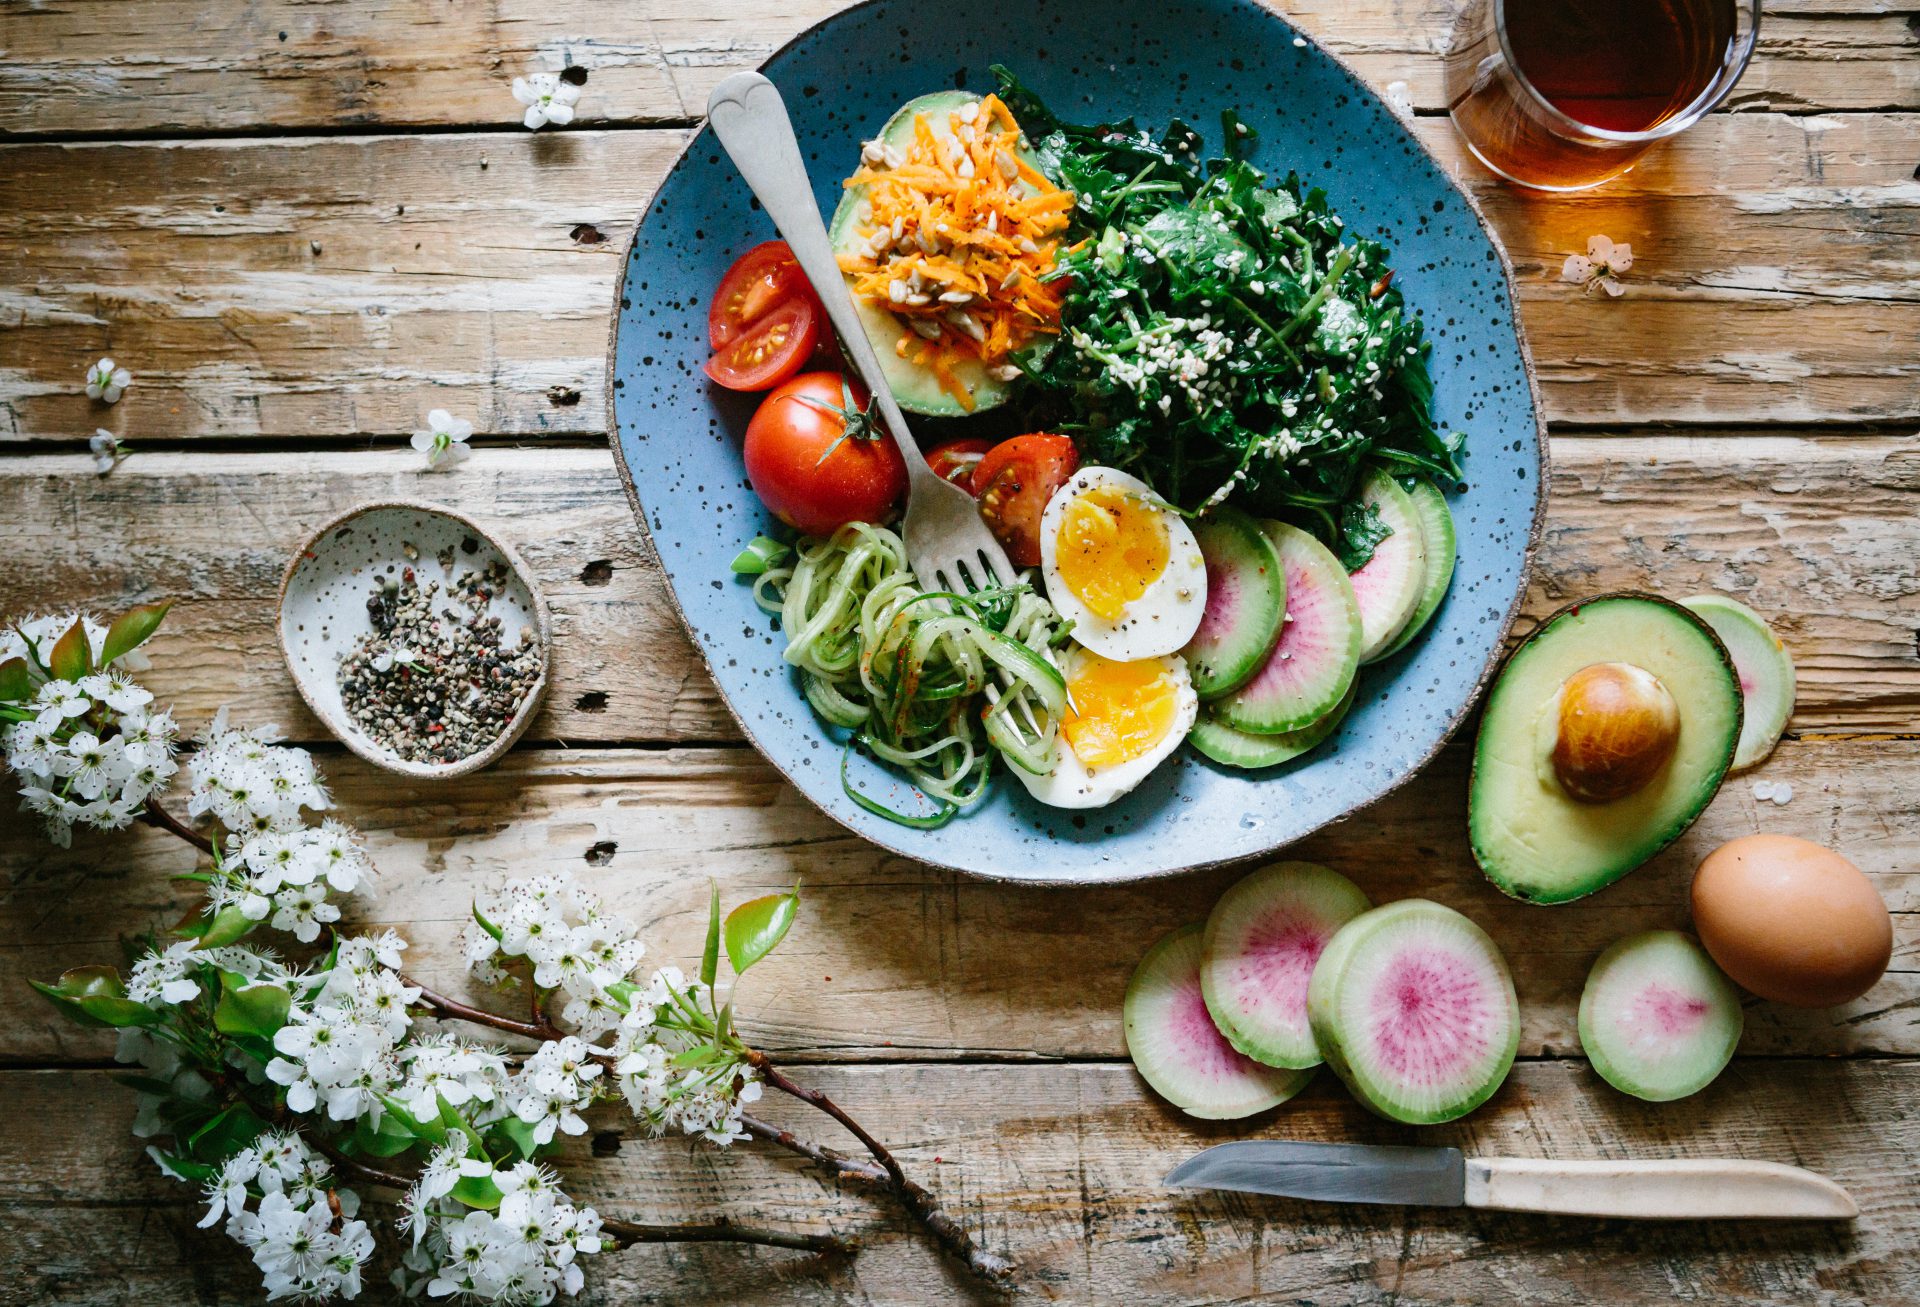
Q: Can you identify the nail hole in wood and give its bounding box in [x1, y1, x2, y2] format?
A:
[575, 691, 609, 712]
[580, 560, 614, 586]
[585, 840, 617, 866]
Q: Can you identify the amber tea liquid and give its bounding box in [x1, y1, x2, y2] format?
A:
[1446, 0, 1746, 190]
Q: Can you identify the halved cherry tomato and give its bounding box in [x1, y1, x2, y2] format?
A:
[708, 241, 816, 349]
[926, 437, 994, 490]
[744, 372, 907, 537]
[971, 434, 1080, 568]
[703, 297, 820, 392]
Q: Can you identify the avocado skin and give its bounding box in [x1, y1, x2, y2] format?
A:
[1468, 591, 1742, 905]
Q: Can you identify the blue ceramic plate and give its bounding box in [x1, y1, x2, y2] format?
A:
[608, 0, 1544, 884]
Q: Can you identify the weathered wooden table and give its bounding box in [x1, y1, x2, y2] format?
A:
[1, 3, 1916, 1303]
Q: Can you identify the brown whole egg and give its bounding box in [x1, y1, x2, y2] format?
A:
[1690, 834, 1892, 1008]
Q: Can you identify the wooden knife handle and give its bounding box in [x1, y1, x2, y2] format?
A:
[1464, 1157, 1857, 1220]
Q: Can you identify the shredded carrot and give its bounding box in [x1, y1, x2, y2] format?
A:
[837, 93, 1074, 408]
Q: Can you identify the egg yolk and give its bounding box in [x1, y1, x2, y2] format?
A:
[1062, 653, 1181, 769]
[1054, 486, 1169, 621]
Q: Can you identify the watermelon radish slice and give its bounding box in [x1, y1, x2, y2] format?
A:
[1348, 468, 1428, 664]
[1124, 924, 1314, 1119]
[1190, 681, 1354, 770]
[1306, 899, 1519, 1124]
[1214, 521, 1361, 735]
[1375, 479, 1457, 661]
[1578, 929, 1743, 1102]
[1183, 506, 1287, 699]
[1201, 863, 1372, 1068]
[1680, 595, 1795, 771]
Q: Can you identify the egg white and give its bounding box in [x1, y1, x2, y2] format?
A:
[1039, 466, 1208, 661]
[1015, 649, 1198, 809]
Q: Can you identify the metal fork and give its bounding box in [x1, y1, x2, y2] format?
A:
[705, 72, 1016, 598]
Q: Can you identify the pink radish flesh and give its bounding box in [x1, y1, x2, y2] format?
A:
[1366, 950, 1495, 1087]
[1241, 558, 1334, 699]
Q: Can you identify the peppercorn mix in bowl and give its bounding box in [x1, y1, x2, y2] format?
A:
[278, 502, 551, 778]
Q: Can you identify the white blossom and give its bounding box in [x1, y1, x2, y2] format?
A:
[511, 73, 580, 131]
[91, 428, 127, 475]
[188, 710, 328, 836]
[411, 408, 473, 470]
[85, 356, 131, 404]
[396, 1161, 602, 1303]
[1562, 234, 1634, 298]
[3, 664, 178, 847]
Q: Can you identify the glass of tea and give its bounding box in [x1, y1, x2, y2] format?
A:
[1445, 0, 1761, 191]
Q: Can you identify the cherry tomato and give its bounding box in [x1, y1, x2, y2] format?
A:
[708, 241, 817, 349]
[926, 437, 994, 490]
[702, 296, 819, 392]
[971, 434, 1080, 568]
[744, 372, 908, 536]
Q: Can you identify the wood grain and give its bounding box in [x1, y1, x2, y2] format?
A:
[2, 1060, 1915, 1305]
[0, 0, 1912, 137]
[2, 435, 1912, 745]
[3, 118, 1917, 441]
[5, 736, 1913, 1066]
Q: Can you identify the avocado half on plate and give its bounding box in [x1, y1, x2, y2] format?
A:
[1469, 593, 1743, 904]
[827, 90, 1058, 417]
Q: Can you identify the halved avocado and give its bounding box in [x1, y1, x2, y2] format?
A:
[827, 91, 1044, 417]
[1469, 593, 1742, 904]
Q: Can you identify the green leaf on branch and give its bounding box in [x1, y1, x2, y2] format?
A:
[438, 1093, 488, 1158]
[700, 881, 721, 990]
[471, 900, 504, 942]
[0, 657, 30, 702]
[48, 617, 92, 682]
[724, 889, 799, 976]
[100, 601, 171, 668]
[31, 964, 160, 1029]
[375, 1093, 450, 1147]
[450, 1172, 504, 1210]
[352, 1110, 421, 1159]
[179, 904, 255, 948]
[493, 1116, 545, 1162]
[148, 1149, 218, 1184]
[186, 1105, 268, 1163]
[213, 973, 291, 1040]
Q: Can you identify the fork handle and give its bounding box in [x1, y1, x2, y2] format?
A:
[706, 72, 936, 494]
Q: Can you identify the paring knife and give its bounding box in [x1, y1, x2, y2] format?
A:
[1165, 1141, 1857, 1220]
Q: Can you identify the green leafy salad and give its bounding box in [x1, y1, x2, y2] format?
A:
[995, 68, 1465, 567]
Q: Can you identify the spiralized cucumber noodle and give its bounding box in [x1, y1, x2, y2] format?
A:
[750, 522, 1068, 828]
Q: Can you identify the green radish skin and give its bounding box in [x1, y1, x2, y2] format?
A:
[827, 91, 1039, 417]
[1190, 681, 1355, 770]
[1578, 930, 1744, 1103]
[1348, 468, 1428, 664]
[1124, 925, 1314, 1119]
[1183, 506, 1287, 699]
[1215, 521, 1362, 735]
[1680, 595, 1796, 772]
[1200, 863, 1372, 1069]
[1307, 900, 1520, 1124]
[1375, 479, 1457, 661]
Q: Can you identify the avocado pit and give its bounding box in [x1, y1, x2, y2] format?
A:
[1550, 661, 1679, 803]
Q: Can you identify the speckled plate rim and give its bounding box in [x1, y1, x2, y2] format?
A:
[276, 499, 554, 781]
[605, 0, 1548, 885]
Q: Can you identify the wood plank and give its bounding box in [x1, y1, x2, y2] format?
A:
[1, 435, 1912, 745]
[3, 1060, 1915, 1304]
[2, 118, 1917, 438]
[0, 0, 1911, 136]
[4, 736, 1913, 1065]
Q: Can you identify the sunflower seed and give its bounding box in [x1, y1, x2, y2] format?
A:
[996, 151, 1019, 181]
[1017, 236, 1039, 254]
[904, 292, 933, 307]
[908, 317, 944, 339]
[938, 290, 974, 304]
[890, 216, 905, 242]
[946, 311, 986, 342]
[861, 140, 886, 165]
[888, 279, 909, 303]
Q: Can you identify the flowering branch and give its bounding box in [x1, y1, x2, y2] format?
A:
[11, 603, 1017, 1298]
[143, 793, 214, 852]
[749, 1055, 1016, 1283]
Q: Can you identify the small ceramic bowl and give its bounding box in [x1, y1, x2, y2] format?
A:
[278, 501, 551, 779]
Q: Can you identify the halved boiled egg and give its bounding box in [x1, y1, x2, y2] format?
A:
[1016, 648, 1198, 809]
[1039, 466, 1207, 661]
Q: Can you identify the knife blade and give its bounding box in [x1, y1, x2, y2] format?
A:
[1165, 1141, 1858, 1220]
